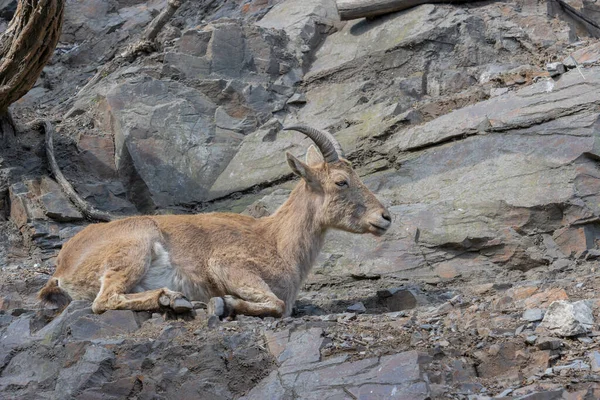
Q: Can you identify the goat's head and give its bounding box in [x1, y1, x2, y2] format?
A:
[284, 125, 391, 236]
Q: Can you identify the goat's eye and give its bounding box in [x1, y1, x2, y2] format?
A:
[335, 180, 348, 188]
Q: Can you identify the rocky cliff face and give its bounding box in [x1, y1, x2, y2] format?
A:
[1, 0, 600, 398]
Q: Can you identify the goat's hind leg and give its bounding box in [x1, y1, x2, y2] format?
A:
[208, 266, 285, 319]
[91, 238, 191, 314]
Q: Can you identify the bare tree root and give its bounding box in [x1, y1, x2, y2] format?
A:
[41, 120, 114, 222]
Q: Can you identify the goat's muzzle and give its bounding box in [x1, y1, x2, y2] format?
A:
[367, 209, 392, 236]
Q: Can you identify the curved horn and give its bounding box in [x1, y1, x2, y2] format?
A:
[283, 124, 344, 163]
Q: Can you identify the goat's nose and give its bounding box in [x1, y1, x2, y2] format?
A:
[382, 210, 391, 223]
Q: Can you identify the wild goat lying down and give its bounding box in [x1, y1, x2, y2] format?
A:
[39, 125, 391, 318]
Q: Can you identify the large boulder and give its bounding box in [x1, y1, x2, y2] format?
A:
[104, 77, 225, 208]
[245, 66, 600, 278]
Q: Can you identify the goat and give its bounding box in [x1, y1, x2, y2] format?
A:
[38, 125, 391, 318]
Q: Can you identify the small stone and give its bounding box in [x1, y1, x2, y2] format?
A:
[319, 314, 338, 322]
[488, 344, 501, 356]
[553, 360, 590, 373]
[286, 93, 306, 105]
[537, 336, 562, 350]
[525, 335, 538, 345]
[590, 351, 600, 372]
[515, 325, 525, 335]
[410, 331, 423, 346]
[522, 308, 545, 322]
[434, 302, 453, 315]
[551, 259, 571, 272]
[578, 336, 593, 344]
[337, 313, 357, 322]
[385, 311, 407, 318]
[472, 283, 494, 295]
[497, 388, 513, 397]
[295, 304, 326, 316]
[346, 302, 366, 314]
[547, 62, 566, 77]
[207, 315, 220, 329]
[377, 287, 425, 311]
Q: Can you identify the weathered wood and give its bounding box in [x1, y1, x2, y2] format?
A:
[0, 0, 65, 113]
[42, 120, 114, 222]
[336, 0, 476, 21]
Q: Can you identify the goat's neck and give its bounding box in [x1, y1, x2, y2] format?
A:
[265, 183, 326, 278]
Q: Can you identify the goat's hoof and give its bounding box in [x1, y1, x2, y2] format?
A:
[172, 298, 193, 313]
[159, 292, 193, 314]
[208, 296, 226, 318]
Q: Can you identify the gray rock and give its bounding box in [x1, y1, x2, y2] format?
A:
[546, 62, 566, 77]
[35, 301, 93, 343]
[256, 0, 340, 51]
[0, 0, 16, 20]
[589, 350, 600, 372]
[207, 314, 220, 329]
[522, 308, 545, 322]
[69, 310, 140, 341]
[540, 300, 594, 337]
[278, 328, 323, 373]
[490, 87, 509, 97]
[39, 177, 83, 222]
[525, 335, 537, 345]
[346, 302, 366, 314]
[550, 259, 571, 272]
[536, 336, 563, 350]
[277, 350, 432, 399]
[240, 370, 289, 400]
[0, 347, 62, 392]
[377, 287, 426, 312]
[553, 359, 590, 373]
[0, 294, 22, 311]
[287, 92, 307, 105]
[54, 345, 115, 399]
[577, 337, 593, 345]
[563, 42, 600, 67]
[106, 78, 222, 207]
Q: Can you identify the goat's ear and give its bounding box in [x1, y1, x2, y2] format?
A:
[286, 152, 320, 188]
[305, 145, 324, 167]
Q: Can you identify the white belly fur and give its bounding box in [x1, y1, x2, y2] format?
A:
[132, 242, 209, 301]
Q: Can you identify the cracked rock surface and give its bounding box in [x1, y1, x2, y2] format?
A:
[2, 0, 600, 398]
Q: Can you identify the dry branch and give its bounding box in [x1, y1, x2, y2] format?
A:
[144, 0, 184, 42]
[42, 120, 114, 222]
[336, 0, 477, 20]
